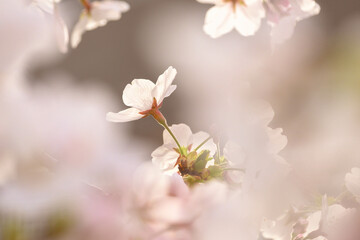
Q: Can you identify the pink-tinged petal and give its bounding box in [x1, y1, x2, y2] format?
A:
[122, 79, 155, 111]
[53, 3, 69, 53]
[106, 108, 143, 122]
[71, 12, 89, 48]
[190, 131, 217, 156]
[152, 66, 177, 104]
[203, 4, 235, 38]
[163, 124, 193, 147]
[234, 0, 265, 36]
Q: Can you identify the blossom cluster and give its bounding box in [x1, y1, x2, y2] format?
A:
[2, 1, 360, 240]
[198, 0, 320, 44]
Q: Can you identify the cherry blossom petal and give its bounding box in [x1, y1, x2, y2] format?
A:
[296, 0, 320, 14]
[152, 66, 177, 105]
[54, 3, 69, 53]
[122, 79, 155, 110]
[91, 1, 130, 22]
[345, 168, 360, 202]
[267, 127, 287, 154]
[190, 131, 217, 155]
[203, 4, 235, 38]
[234, 0, 265, 36]
[106, 108, 143, 122]
[152, 145, 180, 171]
[71, 13, 89, 48]
[163, 124, 193, 147]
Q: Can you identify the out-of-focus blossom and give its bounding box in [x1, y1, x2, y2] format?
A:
[0, 0, 50, 74]
[106, 66, 177, 123]
[31, 0, 69, 53]
[267, 0, 320, 45]
[152, 123, 216, 175]
[197, 0, 265, 38]
[261, 210, 297, 240]
[71, 0, 130, 48]
[302, 195, 360, 240]
[345, 168, 360, 203]
[197, 0, 320, 43]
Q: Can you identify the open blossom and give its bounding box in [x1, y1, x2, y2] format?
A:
[197, 0, 320, 43]
[151, 124, 216, 175]
[197, 0, 265, 38]
[71, 0, 130, 48]
[106, 66, 177, 123]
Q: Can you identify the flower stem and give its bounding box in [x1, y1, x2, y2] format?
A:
[161, 122, 184, 156]
[194, 137, 211, 152]
[80, 0, 91, 12]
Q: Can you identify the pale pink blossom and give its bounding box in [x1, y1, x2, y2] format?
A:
[106, 66, 177, 123]
[197, 0, 265, 38]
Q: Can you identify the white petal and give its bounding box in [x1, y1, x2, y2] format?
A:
[203, 4, 235, 38]
[267, 127, 288, 154]
[71, 12, 89, 48]
[190, 131, 217, 155]
[303, 211, 321, 237]
[93, 1, 130, 13]
[151, 145, 180, 171]
[106, 108, 143, 122]
[91, 1, 130, 24]
[53, 3, 69, 53]
[297, 0, 320, 14]
[122, 79, 155, 111]
[234, 0, 265, 36]
[164, 124, 193, 147]
[152, 66, 177, 105]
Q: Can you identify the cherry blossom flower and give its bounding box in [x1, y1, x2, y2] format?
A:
[71, 0, 130, 48]
[197, 0, 265, 38]
[106, 66, 177, 123]
[151, 123, 217, 175]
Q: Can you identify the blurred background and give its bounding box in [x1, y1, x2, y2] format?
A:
[27, 0, 360, 194]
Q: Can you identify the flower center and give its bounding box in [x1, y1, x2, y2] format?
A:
[139, 98, 166, 125]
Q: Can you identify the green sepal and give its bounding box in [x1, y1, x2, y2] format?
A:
[193, 150, 210, 172]
[183, 174, 203, 187]
[208, 165, 224, 178]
